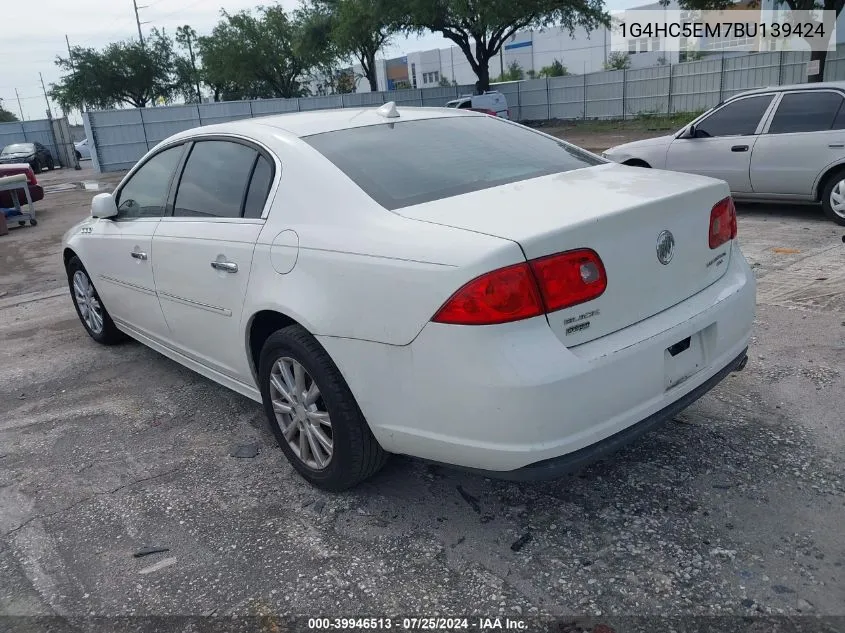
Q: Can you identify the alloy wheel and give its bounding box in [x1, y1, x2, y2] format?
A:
[830, 179, 845, 220]
[72, 270, 104, 334]
[269, 357, 333, 470]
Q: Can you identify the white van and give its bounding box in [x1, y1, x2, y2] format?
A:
[445, 91, 510, 119]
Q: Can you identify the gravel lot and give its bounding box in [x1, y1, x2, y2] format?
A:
[1, 164, 844, 629]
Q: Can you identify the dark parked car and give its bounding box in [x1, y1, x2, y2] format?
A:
[0, 163, 44, 208]
[0, 142, 55, 172]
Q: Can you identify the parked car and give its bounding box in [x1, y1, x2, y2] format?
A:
[445, 91, 510, 118]
[602, 81, 845, 226]
[62, 103, 755, 490]
[0, 163, 44, 208]
[75, 138, 91, 160]
[0, 142, 55, 173]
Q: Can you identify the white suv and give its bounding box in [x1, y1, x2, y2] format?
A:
[603, 81, 845, 226]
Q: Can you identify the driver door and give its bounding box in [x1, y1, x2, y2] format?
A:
[666, 93, 776, 193]
[85, 144, 186, 339]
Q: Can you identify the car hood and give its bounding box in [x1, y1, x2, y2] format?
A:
[0, 153, 34, 161]
[605, 134, 674, 154]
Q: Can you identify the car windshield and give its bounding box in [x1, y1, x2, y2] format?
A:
[304, 116, 602, 210]
[2, 143, 34, 155]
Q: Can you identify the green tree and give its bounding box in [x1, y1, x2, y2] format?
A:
[400, 0, 607, 93]
[496, 60, 525, 82]
[538, 59, 568, 76]
[303, 0, 401, 92]
[175, 25, 202, 103]
[603, 50, 631, 70]
[0, 101, 18, 122]
[198, 6, 319, 100]
[666, 0, 842, 82]
[51, 28, 176, 110]
[439, 75, 453, 86]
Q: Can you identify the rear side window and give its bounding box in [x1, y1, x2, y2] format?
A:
[243, 155, 274, 219]
[174, 140, 257, 218]
[696, 95, 773, 137]
[768, 91, 844, 134]
[304, 116, 602, 210]
[117, 144, 184, 219]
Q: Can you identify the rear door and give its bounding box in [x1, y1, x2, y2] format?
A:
[151, 138, 275, 382]
[666, 93, 776, 193]
[750, 89, 845, 196]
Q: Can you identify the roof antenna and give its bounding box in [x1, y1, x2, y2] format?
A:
[376, 101, 400, 119]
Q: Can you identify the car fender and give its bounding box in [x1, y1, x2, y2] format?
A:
[812, 157, 845, 199]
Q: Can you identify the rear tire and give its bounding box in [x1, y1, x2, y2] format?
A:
[47, 156, 55, 170]
[821, 170, 845, 226]
[258, 325, 388, 491]
[66, 256, 125, 345]
[30, 159, 40, 173]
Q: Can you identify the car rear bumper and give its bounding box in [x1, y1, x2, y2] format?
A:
[318, 247, 756, 473]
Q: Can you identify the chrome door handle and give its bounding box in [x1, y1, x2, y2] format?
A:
[130, 251, 148, 260]
[731, 145, 749, 152]
[829, 143, 844, 148]
[210, 261, 238, 273]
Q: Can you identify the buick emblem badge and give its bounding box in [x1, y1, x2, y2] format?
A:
[656, 230, 675, 265]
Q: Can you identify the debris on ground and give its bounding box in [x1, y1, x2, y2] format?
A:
[510, 532, 532, 552]
[138, 557, 177, 575]
[456, 485, 481, 514]
[229, 443, 259, 458]
[133, 546, 170, 558]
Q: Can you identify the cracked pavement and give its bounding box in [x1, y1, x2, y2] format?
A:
[0, 167, 844, 626]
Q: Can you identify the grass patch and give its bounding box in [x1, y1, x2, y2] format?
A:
[532, 111, 705, 133]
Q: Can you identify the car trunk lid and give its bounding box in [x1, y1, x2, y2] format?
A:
[396, 163, 734, 346]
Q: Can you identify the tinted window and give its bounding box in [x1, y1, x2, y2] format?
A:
[2, 143, 34, 154]
[117, 145, 184, 219]
[835, 100, 845, 130]
[696, 95, 773, 137]
[304, 116, 602, 210]
[243, 156, 273, 219]
[768, 91, 844, 134]
[174, 141, 257, 218]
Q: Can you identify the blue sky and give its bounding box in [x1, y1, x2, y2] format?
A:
[0, 0, 640, 122]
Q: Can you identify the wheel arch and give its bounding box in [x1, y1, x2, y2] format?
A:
[245, 309, 302, 385]
[63, 247, 78, 268]
[814, 161, 845, 201]
[623, 158, 652, 168]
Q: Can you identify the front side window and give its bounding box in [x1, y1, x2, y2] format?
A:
[768, 91, 844, 134]
[694, 94, 774, 138]
[173, 141, 258, 218]
[304, 116, 602, 210]
[116, 144, 184, 219]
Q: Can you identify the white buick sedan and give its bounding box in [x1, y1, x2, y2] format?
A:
[63, 103, 755, 490]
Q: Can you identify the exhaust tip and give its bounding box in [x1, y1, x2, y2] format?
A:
[735, 355, 748, 372]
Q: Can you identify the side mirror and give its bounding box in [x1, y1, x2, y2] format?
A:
[682, 124, 697, 139]
[91, 192, 118, 219]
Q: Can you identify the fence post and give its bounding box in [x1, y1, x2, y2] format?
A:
[667, 63, 673, 115]
[341, 93, 345, 110]
[583, 73, 588, 120]
[546, 78, 551, 121]
[778, 50, 785, 85]
[196, 103, 202, 127]
[622, 69, 627, 120]
[718, 57, 726, 102]
[249, 101, 254, 119]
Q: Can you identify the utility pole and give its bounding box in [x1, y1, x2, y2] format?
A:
[14, 89, 25, 120]
[39, 72, 52, 120]
[65, 34, 74, 70]
[133, 0, 147, 47]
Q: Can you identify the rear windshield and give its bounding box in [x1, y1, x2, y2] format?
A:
[303, 116, 602, 210]
[2, 143, 34, 154]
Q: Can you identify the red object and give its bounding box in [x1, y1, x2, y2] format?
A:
[433, 248, 608, 326]
[709, 196, 737, 249]
[529, 249, 608, 313]
[469, 108, 499, 117]
[0, 163, 43, 208]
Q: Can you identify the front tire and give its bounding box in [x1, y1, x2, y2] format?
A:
[258, 325, 387, 491]
[30, 159, 40, 173]
[66, 256, 125, 345]
[821, 170, 845, 226]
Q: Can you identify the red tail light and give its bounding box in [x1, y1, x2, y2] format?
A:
[530, 249, 607, 313]
[432, 249, 607, 326]
[432, 262, 543, 325]
[709, 197, 737, 249]
[27, 169, 37, 185]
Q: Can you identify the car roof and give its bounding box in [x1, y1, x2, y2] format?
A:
[730, 80, 845, 100]
[166, 105, 483, 143]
